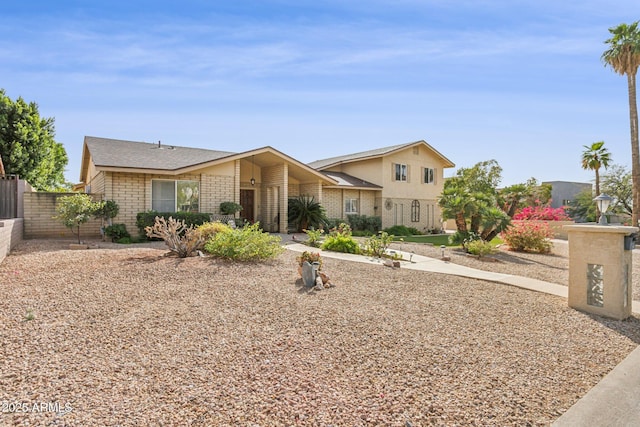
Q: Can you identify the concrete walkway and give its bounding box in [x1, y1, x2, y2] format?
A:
[284, 241, 640, 425]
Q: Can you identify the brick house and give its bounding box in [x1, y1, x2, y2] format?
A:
[79, 137, 454, 234]
[308, 140, 455, 231]
[79, 136, 337, 234]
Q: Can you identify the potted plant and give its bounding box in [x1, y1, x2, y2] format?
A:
[220, 201, 243, 215]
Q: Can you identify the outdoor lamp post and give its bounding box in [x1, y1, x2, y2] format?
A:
[594, 193, 612, 225]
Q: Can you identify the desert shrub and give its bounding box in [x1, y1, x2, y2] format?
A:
[320, 222, 359, 253]
[501, 221, 553, 253]
[104, 223, 130, 242]
[197, 221, 232, 242]
[513, 205, 571, 221]
[465, 239, 495, 257]
[321, 234, 361, 254]
[145, 216, 205, 258]
[363, 231, 394, 257]
[330, 222, 353, 237]
[204, 223, 284, 261]
[383, 225, 421, 236]
[303, 228, 325, 247]
[136, 211, 211, 237]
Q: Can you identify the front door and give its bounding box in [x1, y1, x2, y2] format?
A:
[240, 189, 255, 223]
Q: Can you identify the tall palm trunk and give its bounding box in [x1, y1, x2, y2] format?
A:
[595, 168, 601, 218]
[629, 72, 640, 227]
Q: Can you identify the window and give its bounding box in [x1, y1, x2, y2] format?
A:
[411, 200, 420, 222]
[423, 168, 435, 184]
[152, 180, 199, 212]
[395, 164, 408, 182]
[345, 198, 358, 214]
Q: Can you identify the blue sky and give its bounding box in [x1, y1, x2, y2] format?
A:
[2, 1, 639, 187]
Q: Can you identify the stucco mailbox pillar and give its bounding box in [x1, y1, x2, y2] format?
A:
[564, 225, 638, 320]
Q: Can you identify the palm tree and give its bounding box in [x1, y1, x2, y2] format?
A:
[287, 195, 327, 232]
[500, 183, 530, 218]
[602, 21, 640, 226]
[581, 141, 612, 198]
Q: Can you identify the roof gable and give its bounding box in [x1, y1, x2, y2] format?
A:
[85, 136, 235, 171]
[80, 136, 337, 185]
[321, 171, 382, 189]
[308, 140, 455, 170]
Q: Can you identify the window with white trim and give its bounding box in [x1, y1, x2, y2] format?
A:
[152, 180, 200, 212]
[424, 167, 435, 184]
[395, 163, 408, 182]
[345, 198, 358, 214]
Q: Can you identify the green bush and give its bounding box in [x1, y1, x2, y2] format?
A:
[465, 239, 495, 257]
[136, 211, 211, 237]
[383, 225, 420, 236]
[363, 231, 394, 257]
[352, 230, 375, 237]
[319, 222, 359, 253]
[104, 223, 130, 242]
[321, 234, 361, 254]
[303, 228, 325, 247]
[219, 201, 243, 215]
[95, 200, 119, 222]
[325, 218, 343, 230]
[204, 223, 284, 261]
[346, 214, 382, 233]
[197, 221, 233, 241]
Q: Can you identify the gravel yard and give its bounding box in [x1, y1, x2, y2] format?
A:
[1, 239, 639, 426]
[389, 239, 640, 301]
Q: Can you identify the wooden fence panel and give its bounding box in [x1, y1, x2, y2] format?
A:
[0, 175, 18, 219]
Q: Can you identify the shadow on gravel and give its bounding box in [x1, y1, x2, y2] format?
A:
[589, 313, 640, 344]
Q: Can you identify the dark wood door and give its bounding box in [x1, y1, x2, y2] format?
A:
[240, 189, 255, 223]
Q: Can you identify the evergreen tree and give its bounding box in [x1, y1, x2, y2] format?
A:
[0, 89, 68, 190]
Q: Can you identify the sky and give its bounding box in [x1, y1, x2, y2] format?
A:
[1, 0, 640, 187]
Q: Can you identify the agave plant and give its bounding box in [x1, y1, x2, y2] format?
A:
[288, 195, 327, 232]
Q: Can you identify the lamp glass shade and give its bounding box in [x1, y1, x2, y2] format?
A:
[593, 194, 612, 214]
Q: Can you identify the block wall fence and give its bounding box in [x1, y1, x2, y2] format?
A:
[23, 192, 103, 240]
[0, 218, 23, 265]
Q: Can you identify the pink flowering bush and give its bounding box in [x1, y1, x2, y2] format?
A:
[513, 205, 571, 221]
[501, 221, 554, 253]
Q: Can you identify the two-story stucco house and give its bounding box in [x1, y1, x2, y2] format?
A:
[308, 140, 455, 231]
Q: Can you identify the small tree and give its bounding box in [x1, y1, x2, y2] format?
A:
[54, 194, 101, 244]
